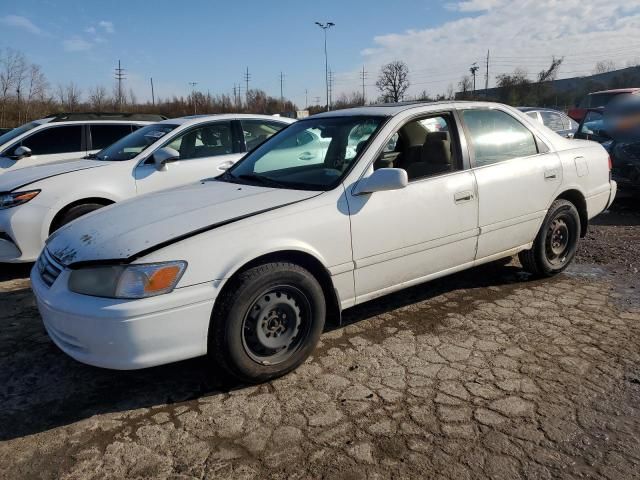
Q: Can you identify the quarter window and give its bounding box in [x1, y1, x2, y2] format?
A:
[461, 109, 538, 167]
[90, 124, 134, 150]
[165, 122, 233, 160]
[19, 125, 82, 155]
[540, 111, 565, 132]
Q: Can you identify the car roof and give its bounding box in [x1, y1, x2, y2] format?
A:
[590, 88, 640, 95]
[517, 107, 567, 114]
[309, 100, 494, 119]
[156, 114, 296, 126]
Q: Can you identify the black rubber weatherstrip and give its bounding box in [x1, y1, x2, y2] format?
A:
[66, 192, 323, 269]
[9, 164, 107, 191]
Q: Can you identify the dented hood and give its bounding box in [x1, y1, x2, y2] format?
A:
[0, 159, 109, 191]
[46, 180, 319, 266]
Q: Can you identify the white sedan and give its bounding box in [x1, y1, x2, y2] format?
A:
[0, 114, 293, 262]
[31, 101, 616, 383]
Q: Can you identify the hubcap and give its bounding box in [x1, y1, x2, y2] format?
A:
[545, 217, 571, 266]
[242, 286, 310, 365]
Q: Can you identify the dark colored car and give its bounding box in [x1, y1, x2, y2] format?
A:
[568, 88, 640, 122]
[575, 105, 640, 195]
[518, 107, 578, 138]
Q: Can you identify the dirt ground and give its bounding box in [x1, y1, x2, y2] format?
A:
[1, 200, 639, 480]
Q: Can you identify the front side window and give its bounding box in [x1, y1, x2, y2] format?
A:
[164, 122, 233, 160]
[90, 124, 134, 150]
[461, 109, 538, 167]
[19, 125, 82, 155]
[96, 124, 179, 161]
[224, 116, 384, 190]
[242, 120, 287, 151]
[373, 113, 460, 181]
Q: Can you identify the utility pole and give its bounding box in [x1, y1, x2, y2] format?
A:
[305, 89, 308, 109]
[150, 77, 155, 106]
[279, 72, 285, 112]
[244, 67, 251, 106]
[114, 60, 126, 111]
[485, 50, 490, 91]
[314, 96, 321, 106]
[315, 22, 335, 111]
[360, 65, 368, 105]
[189, 81, 198, 114]
[470, 63, 479, 94]
[328, 69, 334, 108]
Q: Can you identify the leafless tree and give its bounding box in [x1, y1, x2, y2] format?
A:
[88, 85, 109, 110]
[458, 75, 473, 98]
[537, 56, 564, 83]
[0, 49, 27, 126]
[446, 83, 454, 100]
[22, 64, 48, 122]
[593, 60, 617, 74]
[376, 61, 410, 103]
[57, 82, 82, 111]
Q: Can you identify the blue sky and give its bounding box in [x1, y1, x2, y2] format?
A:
[2, 0, 640, 107]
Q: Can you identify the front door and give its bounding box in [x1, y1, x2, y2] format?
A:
[459, 107, 562, 259]
[135, 121, 243, 195]
[347, 112, 479, 302]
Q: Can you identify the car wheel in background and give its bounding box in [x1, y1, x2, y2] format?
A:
[209, 262, 326, 383]
[51, 203, 107, 232]
[519, 199, 580, 277]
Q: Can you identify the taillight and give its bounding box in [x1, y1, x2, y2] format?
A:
[608, 155, 612, 171]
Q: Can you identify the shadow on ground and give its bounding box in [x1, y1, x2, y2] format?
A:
[0, 260, 532, 441]
[0, 263, 33, 282]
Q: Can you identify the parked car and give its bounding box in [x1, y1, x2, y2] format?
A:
[31, 101, 615, 383]
[575, 103, 640, 194]
[0, 112, 166, 175]
[568, 88, 640, 122]
[0, 114, 294, 263]
[518, 107, 578, 138]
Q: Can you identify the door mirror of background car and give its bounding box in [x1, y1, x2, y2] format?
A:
[12, 145, 32, 160]
[353, 168, 408, 195]
[153, 147, 180, 171]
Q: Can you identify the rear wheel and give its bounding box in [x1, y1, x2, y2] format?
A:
[209, 262, 326, 383]
[519, 199, 580, 277]
[51, 203, 106, 233]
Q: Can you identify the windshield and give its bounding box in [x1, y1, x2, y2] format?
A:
[223, 116, 385, 191]
[579, 110, 609, 140]
[0, 121, 40, 148]
[96, 123, 179, 161]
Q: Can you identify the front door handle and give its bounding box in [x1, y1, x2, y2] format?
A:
[544, 169, 559, 180]
[454, 190, 474, 203]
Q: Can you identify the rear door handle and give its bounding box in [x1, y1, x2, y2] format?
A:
[544, 169, 559, 180]
[454, 190, 474, 203]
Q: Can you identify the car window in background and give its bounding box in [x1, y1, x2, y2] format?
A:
[90, 124, 134, 150]
[579, 110, 607, 138]
[241, 120, 286, 151]
[462, 109, 538, 166]
[0, 121, 40, 149]
[540, 111, 565, 132]
[20, 125, 82, 155]
[96, 123, 179, 161]
[525, 111, 541, 122]
[164, 122, 233, 160]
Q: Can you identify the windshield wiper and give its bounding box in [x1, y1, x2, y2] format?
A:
[234, 173, 288, 188]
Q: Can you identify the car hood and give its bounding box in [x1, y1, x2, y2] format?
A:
[0, 159, 108, 191]
[46, 180, 320, 266]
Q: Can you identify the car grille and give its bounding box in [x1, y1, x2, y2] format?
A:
[37, 249, 64, 287]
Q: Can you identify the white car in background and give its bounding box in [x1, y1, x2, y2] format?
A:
[0, 114, 293, 262]
[0, 112, 165, 174]
[31, 101, 616, 383]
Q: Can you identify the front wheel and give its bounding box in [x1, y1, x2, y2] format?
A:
[209, 262, 326, 383]
[519, 199, 581, 277]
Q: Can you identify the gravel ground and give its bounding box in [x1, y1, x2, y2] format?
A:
[0, 201, 639, 480]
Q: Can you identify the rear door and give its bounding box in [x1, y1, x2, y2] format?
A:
[135, 120, 244, 194]
[459, 107, 562, 260]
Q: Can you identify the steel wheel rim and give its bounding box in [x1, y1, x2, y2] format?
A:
[545, 215, 572, 266]
[241, 285, 311, 365]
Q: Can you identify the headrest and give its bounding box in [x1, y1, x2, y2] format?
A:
[424, 131, 450, 144]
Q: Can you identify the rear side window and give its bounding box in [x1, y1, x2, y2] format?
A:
[461, 109, 538, 167]
[20, 125, 82, 155]
[90, 124, 134, 150]
[241, 120, 287, 151]
[540, 111, 565, 132]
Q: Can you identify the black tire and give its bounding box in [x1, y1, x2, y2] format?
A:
[518, 199, 581, 277]
[209, 262, 326, 383]
[51, 203, 106, 233]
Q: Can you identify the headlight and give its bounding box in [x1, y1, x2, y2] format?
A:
[68, 261, 187, 299]
[0, 190, 40, 209]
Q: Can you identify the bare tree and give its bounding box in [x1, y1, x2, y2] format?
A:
[458, 75, 473, 98]
[88, 85, 109, 110]
[57, 82, 82, 111]
[376, 61, 410, 103]
[23, 64, 48, 122]
[537, 56, 564, 83]
[593, 60, 617, 74]
[0, 49, 27, 126]
[446, 83, 454, 100]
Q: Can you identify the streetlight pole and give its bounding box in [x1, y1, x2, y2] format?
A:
[315, 21, 335, 111]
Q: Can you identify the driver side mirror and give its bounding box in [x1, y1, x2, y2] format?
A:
[12, 146, 32, 160]
[152, 147, 180, 171]
[353, 168, 408, 195]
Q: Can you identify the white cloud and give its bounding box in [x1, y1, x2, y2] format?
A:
[98, 20, 114, 34]
[84, 26, 96, 34]
[0, 14, 43, 35]
[63, 36, 93, 52]
[340, 0, 640, 98]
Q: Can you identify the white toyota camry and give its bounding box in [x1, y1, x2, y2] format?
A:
[0, 114, 293, 262]
[31, 101, 616, 383]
